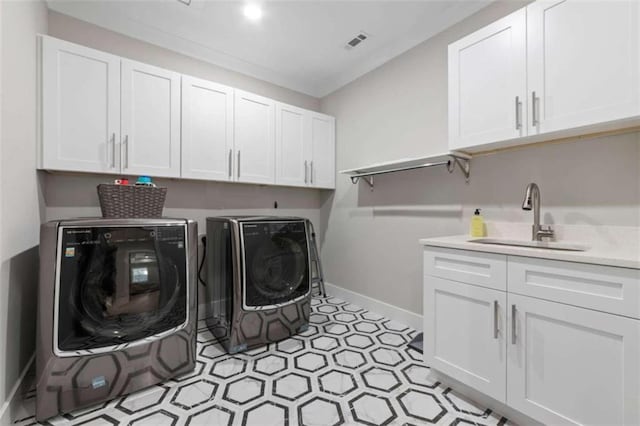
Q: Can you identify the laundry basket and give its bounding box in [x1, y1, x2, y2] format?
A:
[97, 184, 167, 218]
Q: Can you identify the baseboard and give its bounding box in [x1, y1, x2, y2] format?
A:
[324, 282, 423, 330]
[0, 354, 35, 426]
[197, 284, 423, 331]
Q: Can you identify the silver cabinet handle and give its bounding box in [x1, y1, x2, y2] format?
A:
[237, 150, 241, 179]
[304, 160, 308, 184]
[511, 304, 517, 344]
[493, 300, 499, 339]
[109, 133, 116, 168]
[228, 149, 232, 178]
[531, 91, 539, 126]
[123, 135, 129, 169]
[515, 96, 522, 130]
[310, 161, 314, 184]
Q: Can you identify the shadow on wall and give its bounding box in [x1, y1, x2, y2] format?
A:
[347, 132, 640, 226]
[355, 164, 466, 214]
[1, 246, 39, 400]
[40, 172, 326, 211]
[318, 191, 334, 248]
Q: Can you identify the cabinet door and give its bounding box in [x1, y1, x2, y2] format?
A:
[527, 0, 640, 135]
[121, 60, 181, 178]
[309, 112, 335, 189]
[234, 90, 275, 184]
[275, 103, 308, 187]
[424, 276, 507, 402]
[41, 36, 120, 173]
[181, 76, 234, 181]
[448, 8, 527, 151]
[507, 294, 640, 426]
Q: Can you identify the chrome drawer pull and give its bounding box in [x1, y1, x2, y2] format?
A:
[511, 304, 517, 344]
[493, 300, 499, 339]
[531, 91, 539, 126]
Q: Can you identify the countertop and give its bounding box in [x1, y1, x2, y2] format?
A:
[419, 224, 640, 270]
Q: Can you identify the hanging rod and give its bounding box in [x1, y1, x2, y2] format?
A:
[341, 152, 471, 189]
[349, 160, 449, 185]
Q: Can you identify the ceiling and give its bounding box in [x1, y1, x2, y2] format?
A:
[46, 0, 491, 98]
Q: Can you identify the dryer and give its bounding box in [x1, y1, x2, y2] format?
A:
[36, 218, 197, 421]
[205, 216, 311, 353]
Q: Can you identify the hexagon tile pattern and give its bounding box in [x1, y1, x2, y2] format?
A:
[12, 296, 512, 426]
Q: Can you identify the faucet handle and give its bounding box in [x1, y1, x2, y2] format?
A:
[537, 225, 555, 240]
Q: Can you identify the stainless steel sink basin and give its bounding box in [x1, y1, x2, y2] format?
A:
[468, 238, 589, 252]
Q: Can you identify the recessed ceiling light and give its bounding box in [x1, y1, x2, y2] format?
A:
[243, 3, 262, 21]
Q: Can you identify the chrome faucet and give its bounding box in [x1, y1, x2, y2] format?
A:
[522, 183, 554, 241]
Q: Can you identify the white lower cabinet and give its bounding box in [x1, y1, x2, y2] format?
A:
[507, 293, 640, 426]
[425, 277, 507, 401]
[423, 247, 640, 426]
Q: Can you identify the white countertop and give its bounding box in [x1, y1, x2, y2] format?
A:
[419, 223, 640, 270]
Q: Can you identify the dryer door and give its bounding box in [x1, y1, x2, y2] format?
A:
[55, 224, 188, 355]
[241, 221, 310, 309]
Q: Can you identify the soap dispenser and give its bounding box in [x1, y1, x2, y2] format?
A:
[470, 208, 485, 237]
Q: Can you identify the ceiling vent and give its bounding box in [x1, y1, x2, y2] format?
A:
[345, 32, 369, 50]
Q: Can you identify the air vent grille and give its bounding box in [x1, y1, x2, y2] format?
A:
[345, 32, 369, 50]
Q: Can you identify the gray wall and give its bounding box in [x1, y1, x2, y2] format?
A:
[0, 0, 48, 421]
[319, 0, 640, 314]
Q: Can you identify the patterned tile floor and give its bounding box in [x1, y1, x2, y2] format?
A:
[13, 296, 512, 426]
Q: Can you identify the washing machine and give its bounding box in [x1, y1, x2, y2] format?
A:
[205, 216, 311, 353]
[36, 218, 197, 421]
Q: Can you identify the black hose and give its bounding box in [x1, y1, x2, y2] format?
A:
[198, 235, 207, 286]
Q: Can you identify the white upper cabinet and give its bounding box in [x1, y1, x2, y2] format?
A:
[527, 0, 640, 135]
[182, 76, 234, 181]
[309, 112, 336, 189]
[275, 105, 336, 189]
[40, 36, 120, 173]
[448, 8, 527, 151]
[234, 90, 276, 185]
[121, 60, 181, 178]
[276, 103, 308, 187]
[39, 36, 336, 189]
[448, 0, 640, 152]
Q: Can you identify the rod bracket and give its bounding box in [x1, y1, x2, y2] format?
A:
[351, 175, 374, 189]
[447, 156, 471, 182]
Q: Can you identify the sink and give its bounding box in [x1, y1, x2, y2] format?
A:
[468, 238, 589, 252]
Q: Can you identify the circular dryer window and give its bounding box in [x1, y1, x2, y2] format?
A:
[56, 225, 188, 353]
[242, 221, 310, 308]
